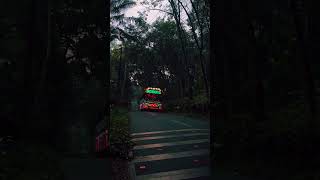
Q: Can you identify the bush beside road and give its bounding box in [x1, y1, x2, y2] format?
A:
[164, 95, 209, 120]
[109, 106, 134, 180]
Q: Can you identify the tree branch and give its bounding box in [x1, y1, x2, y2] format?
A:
[147, 8, 174, 16]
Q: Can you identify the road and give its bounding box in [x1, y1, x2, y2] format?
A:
[129, 109, 211, 180]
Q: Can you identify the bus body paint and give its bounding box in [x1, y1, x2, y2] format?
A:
[140, 87, 163, 112]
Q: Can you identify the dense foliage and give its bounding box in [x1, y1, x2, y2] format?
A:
[2, 0, 320, 178]
[213, 0, 320, 178]
[110, 0, 210, 112]
[109, 107, 134, 159]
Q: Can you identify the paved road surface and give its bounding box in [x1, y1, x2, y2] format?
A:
[129, 110, 211, 180]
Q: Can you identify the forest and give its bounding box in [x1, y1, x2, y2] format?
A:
[1, 0, 110, 178]
[110, 0, 210, 114]
[1, 0, 320, 179]
[213, 0, 320, 178]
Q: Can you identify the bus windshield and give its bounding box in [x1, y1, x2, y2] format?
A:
[144, 93, 161, 101]
[142, 87, 162, 102]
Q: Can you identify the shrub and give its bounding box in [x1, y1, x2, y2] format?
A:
[109, 107, 134, 159]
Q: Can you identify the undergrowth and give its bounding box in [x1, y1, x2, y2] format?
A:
[109, 106, 134, 159]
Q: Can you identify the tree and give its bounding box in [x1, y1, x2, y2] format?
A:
[111, 0, 136, 41]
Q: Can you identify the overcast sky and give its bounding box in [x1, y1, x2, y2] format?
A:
[124, 0, 167, 24]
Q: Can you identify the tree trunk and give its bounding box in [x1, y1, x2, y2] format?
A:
[177, 0, 209, 99]
[199, 50, 209, 98]
[189, 0, 210, 98]
[25, 0, 49, 140]
[121, 62, 127, 100]
[22, 0, 37, 137]
[117, 46, 123, 93]
[168, 0, 190, 98]
[34, 0, 52, 124]
[291, 0, 317, 135]
[247, 21, 265, 123]
[221, 39, 233, 122]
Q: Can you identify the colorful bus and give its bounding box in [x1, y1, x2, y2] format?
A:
[139, 87, 163, 112]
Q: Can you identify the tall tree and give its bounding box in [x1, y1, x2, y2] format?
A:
[290, 0, 317, 134]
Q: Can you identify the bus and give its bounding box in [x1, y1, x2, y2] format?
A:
[139, 87, 163, 112]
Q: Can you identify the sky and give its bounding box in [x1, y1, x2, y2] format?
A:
[111, 0, 190, 46]
[110, 0, 167, 46]
[124, 0, 167, 24]
[124, 0, 190, 26]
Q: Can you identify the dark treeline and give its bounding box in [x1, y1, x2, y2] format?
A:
[0, 0, 110, 153]
[213, 0, 320, 178]
[110, 0, 210, 114]
[1, 0, 115, 178]
[2, 0, 320, 179]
